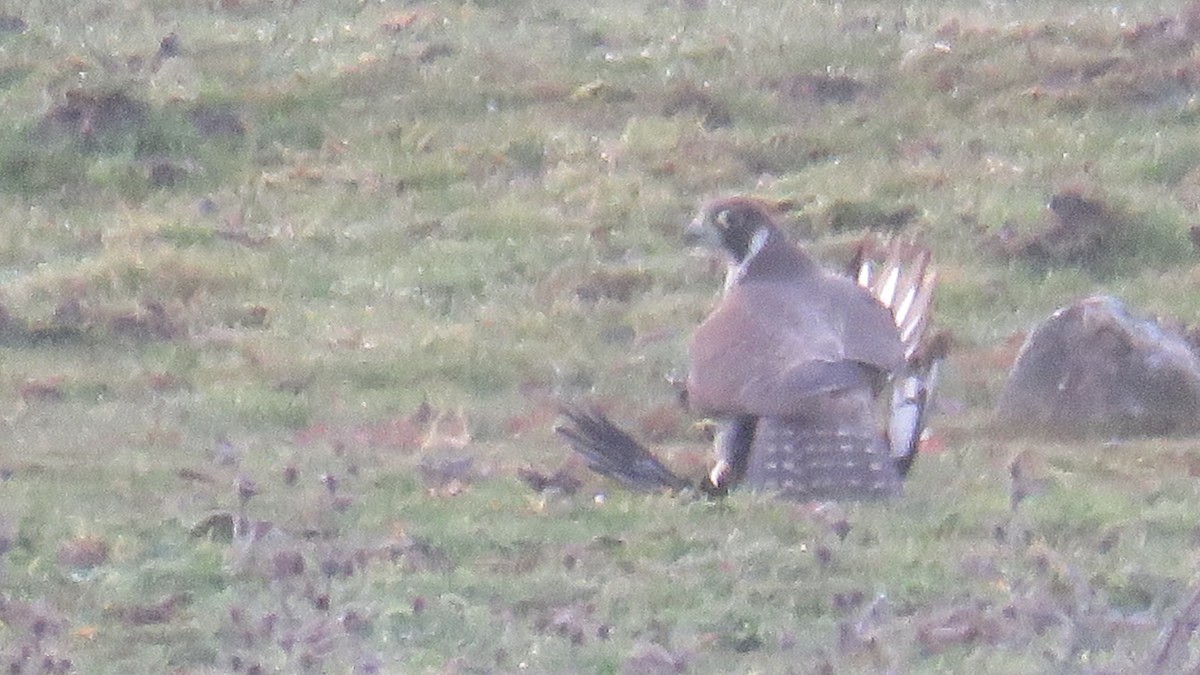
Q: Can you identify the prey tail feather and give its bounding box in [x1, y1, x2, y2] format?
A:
[555, 406, 691, 492]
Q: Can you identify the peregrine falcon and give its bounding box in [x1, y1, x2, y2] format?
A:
[557, 197, 942, 501]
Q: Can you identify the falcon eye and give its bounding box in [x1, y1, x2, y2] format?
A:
[723, 203, 758, 228]
[714, 206, 751, 232]
[712, 207, 757, 260]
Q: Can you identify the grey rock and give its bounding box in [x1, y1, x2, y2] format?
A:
[996, 295, 1200, 436]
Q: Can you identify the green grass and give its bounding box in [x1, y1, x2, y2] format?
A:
[4, 0, 1200, 671]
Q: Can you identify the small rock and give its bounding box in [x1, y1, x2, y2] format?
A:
[996, 295, 1200, 436]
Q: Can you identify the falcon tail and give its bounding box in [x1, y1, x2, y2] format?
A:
[554, 407, 692, 492]
[852, 238, 946, 476]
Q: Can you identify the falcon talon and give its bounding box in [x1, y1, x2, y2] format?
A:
[555, 197, 944, 502]
[708, 460, 731, 489]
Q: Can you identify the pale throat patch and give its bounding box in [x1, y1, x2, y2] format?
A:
[723, 227, 770, 293]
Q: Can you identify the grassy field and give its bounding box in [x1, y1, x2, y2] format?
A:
[5, 0, 1200, 671]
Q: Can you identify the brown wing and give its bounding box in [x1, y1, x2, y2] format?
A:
[686, 271, 903, 418]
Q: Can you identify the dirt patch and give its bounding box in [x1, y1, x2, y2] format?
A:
[0, 15, 26, 33]
[661, 83, 732, 130]
[822, 199, 920, 234]
[188, 102, 246, 139]
[39, 90, 147, 141]
[776, 73, 868, 105]
[988, 188, 1125, 270]
[576, 267, 653, 303]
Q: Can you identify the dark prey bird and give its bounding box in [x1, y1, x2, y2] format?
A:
[557, 197, 942, 501]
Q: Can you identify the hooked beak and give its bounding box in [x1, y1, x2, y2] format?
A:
[683, 217, 709, 246]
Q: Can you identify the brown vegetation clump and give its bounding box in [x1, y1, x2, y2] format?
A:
[988, 188, 1125, 270]
[775, 73, 868, 105]
[621, 643, 689, 675]
[0, 14, 26, 33]
[516, 466, 582, 495]
[188, 102, 246, 139]
[575, 267, 653, 303]
[1122, 0, 1200, 51]
[915, 605, 1006, 656]
[108, 593, 190, 626]
[106, 299, 185, 340]
[294, 400, 473, 453]
[419, 455, 474, 497]
[822, 199, 920, 234]
[56, 535, 110, 570]
[39, 90, 147, 141]
[661, 82, 732, 130]
[19, 376, 66, 402]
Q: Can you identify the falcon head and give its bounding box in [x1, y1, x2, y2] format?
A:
[685, 197, 780, 265]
